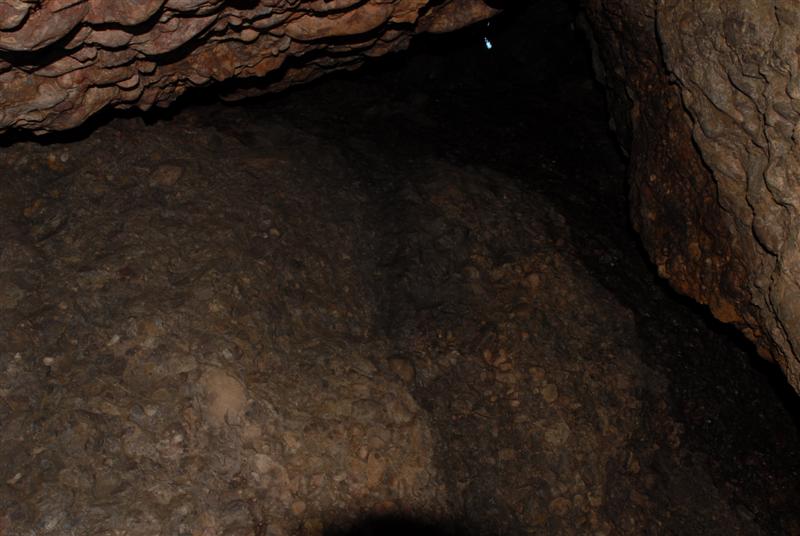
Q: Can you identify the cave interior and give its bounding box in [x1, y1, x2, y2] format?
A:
[0, 1, 799, 535]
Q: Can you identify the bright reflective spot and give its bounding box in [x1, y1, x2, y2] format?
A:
[484, 36, 493, 50]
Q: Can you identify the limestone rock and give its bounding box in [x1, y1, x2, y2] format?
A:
[585, 0, 800, 392]
[0, 0, 498, 134]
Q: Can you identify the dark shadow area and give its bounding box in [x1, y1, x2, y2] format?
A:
[751, 355, 800, 429]
[324, 514, 470, 536]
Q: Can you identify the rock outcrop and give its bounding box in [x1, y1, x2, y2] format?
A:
[0, 0, 498, 133]
[585, 0, 800, 392]
[0, 96, 762, 535]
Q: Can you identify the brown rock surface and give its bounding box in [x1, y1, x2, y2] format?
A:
[1, 3, 798, 534]
[0, 0, 498, 133]
[585, 0, 800, 392]
[2, 57, 788, 533]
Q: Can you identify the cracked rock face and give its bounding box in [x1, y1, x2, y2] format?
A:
[585, 0, 800, 392]
[0, 0, 498, 133]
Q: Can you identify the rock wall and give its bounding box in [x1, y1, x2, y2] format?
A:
[0, 0, 497, 133]
[585, 0, 800, 392]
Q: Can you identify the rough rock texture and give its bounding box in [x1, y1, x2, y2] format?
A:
[0, 117, 452, 535]
[1, 3, 799, 534]
[3, 60, 789, 533]
[584, 0, 800, 392]
[0, 0, 497, 133]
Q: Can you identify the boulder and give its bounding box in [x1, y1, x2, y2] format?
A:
[585, 0, 800, 392]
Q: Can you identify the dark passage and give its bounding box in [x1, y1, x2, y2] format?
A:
[0, 2, 798, 535]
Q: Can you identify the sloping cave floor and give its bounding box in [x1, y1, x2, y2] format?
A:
[2, 29, 800, 536]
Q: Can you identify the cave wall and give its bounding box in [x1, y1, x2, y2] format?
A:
[585, 0, 800, 391]
[0, 0, 497, 133]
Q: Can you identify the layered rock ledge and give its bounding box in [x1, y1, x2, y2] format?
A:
[0, 0, 497, 133]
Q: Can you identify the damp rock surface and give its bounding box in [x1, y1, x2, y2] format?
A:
[0, 0, 497, 134]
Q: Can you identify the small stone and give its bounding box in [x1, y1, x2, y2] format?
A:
[529, 367, 545, 382]
[267, 524, 287, 536]
[387, 356, 415, 383]
[46, 152, 65, 171]
[253, 454, 271, 473]
[283, 431, 301, 452]
[291, 501, 306, 516]
[495, 348, 509, 364]
[240, 28, 259, 42]
[498, 448, 516, 461]
[541, 384, 558, 403]
[302, 519, 324, 535]
[544, 421, 571, 446]
[627, 453, 641, 474]
[149, 164, 183, 187]
[386, 397, 415, 424]
[366, 452, 386, 489]
[495, 371, 516, 384]
[42, 356, 55, 366]
[588, 494, 603, 508]
[0, 282, 24, 310]
[526, 273, 541, 291]
[549, 497, 571, 516]
[200, 368, 247, 426]
[375, 500, 397, 514]
[464, 266, 480, 280]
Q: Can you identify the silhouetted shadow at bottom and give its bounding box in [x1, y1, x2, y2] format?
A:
[324, 514, 470, 536]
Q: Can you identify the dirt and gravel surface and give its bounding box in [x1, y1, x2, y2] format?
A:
[1, 6, 799, 536]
